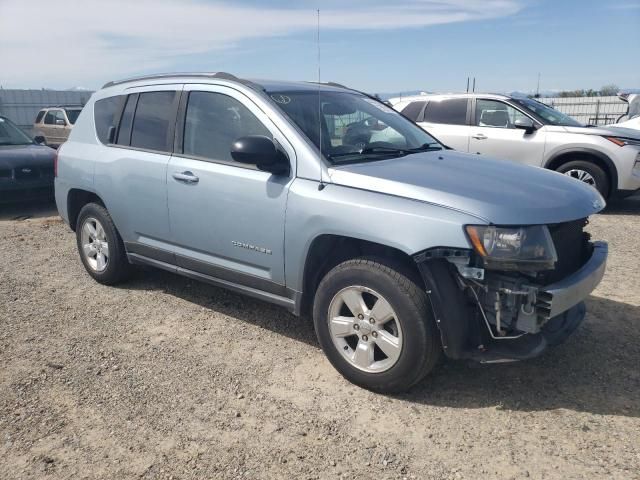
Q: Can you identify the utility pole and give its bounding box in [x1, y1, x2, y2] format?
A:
[536, 72, 541, 98]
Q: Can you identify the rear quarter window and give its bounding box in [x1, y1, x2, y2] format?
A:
[35, 111, 46, 124]
[94, 95, 127, 144]
[401, 101, 427, 122]
[423, 98, 468, 125]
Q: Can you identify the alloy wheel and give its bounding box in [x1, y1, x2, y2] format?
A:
[564, 168, 596, 187]
[327, 286, 403, 373]
[80, 217, 109, 272]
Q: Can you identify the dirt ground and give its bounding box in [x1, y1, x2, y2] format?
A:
[1, 196, 639, 480]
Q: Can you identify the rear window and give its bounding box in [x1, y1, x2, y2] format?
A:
[423, 98, 468, 125]
[65, 109, 82, 125]
[130, 91, 177, 152]
[94, 95, 126, 144]
[35, 111, 45, 124]
[401, 101, 427, 122]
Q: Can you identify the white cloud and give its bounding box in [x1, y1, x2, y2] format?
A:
[0, 0, 521, 88]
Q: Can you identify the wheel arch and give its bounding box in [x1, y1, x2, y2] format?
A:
[67, 188, 106, 231]
[299, 234, 424, 316]
[544, 148, 618, 195]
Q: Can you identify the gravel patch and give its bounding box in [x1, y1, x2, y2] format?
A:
[1, 197, 639, 479]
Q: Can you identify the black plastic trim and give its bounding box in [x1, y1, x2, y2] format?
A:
[124, 241, 296, 308]
[175, 254, 289, 297]
[125, 241, 175, 264]
[127, 253, 297, 312]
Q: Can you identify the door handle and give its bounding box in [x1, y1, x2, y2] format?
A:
[472, 133, 488, 140]
[172, 171, 199, 184]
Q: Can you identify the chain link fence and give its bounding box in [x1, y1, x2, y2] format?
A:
[537, 96, 627, 126]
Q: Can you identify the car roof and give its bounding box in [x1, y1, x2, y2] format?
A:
[389, 92, 512, 104]
[101, 72, 354, 94]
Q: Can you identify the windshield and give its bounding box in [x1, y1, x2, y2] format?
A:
[0, 117, 34, 146]
[513, 98, 583, 127]
[65, 108, 82, 124]
[267, 90, 441, 164]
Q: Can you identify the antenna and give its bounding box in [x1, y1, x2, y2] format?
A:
[317, 8, 326, 191]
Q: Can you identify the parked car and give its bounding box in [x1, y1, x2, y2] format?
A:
[607, 93, 640, 131]
[0, 115, 56, 203]
[390, 93, 640, 198]
[56, 73, 608, 393]
[33, 106, 83, 148]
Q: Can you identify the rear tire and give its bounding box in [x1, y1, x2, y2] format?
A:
[313, 257, 441, 393]
[76, 203, 131, 285]
[556, 160, 610, 198]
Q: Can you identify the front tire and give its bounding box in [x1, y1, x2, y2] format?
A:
[557, 160, 610, 198]
[76, 203, 131, 285]
[313, 257, 441, 393]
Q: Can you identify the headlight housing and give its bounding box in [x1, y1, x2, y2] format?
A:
[604, 136, 640, 147]
[465, 225, 558, 271]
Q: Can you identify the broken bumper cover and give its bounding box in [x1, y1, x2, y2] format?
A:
[475, 241, 608, 363]
[538, 241, 608, 320]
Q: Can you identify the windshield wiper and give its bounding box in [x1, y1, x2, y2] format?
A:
[328, 142, 441, 160]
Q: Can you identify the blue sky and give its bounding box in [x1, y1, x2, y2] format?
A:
[1, 0, 638, 94]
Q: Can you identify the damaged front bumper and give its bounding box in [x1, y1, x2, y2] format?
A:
[414, 241, 608, 363]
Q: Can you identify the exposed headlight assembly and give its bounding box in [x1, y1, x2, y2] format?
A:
[465, 225, 558, 271]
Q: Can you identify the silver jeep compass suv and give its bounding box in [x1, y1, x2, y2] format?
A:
[55, 73, 608, 392]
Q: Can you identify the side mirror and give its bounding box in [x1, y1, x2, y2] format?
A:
[230, 135, 290, 175]
[514, 117, 536, 134]
[34, 135, 46, 145]
[55, 119, 66, 126]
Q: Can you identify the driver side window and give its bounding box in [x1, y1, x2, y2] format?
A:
[183, 91, 271, 163]
[476, 99, 529, 129]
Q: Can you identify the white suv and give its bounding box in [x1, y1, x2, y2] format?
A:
[390, 93, 640, 198]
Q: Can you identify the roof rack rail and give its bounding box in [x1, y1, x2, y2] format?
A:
[307, 80, 386, 104]
[101, 72, 264, 92]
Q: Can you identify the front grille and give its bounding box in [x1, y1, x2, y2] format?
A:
[544, 218, 590, 284]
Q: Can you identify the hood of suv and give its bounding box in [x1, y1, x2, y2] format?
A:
[547, 124, 640, 140]
[328, 150, 604, 225]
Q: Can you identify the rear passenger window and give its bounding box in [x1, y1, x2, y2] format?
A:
[35, 111, 45, 124]
[183, 91, 270, 163]
[401, 101, 427, 122]
[94, 95, 126, 144]
[130, 91, 177, 152]
[423, 98, 468, 125]
[44, 111, 55, 125]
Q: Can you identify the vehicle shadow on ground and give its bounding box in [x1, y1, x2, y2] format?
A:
[602, 193, 640, 215]
[123, 267, 318, 347]
[0, 199, 57, 221]
[404, 295, 640, 418]
[124, 269, 639, 418]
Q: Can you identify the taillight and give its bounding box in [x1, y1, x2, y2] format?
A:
[54, 151, 58, 177]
